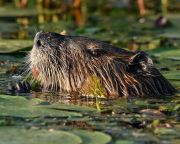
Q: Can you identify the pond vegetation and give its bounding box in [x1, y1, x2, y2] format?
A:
[0, 0, 179, 143]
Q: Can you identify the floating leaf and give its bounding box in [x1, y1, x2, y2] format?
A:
[0, 22, 19, 33]
[134, 99, 149, 107]
[0, 7, 60, 17]
[173, 104, 180, 111]
[48, 103, 96, 112]
[0, 39, 32, 53]
[72, 129, 112, 144]
[140, 109, 166, 119]
[0, 7, 36, 17]
[163, 71, 180, 81]
[167, 57, 180, 61]
[154, 127, 177, 136]
[0, 95, 82, 118]
[0, 127, 82, 144]
[115, 140, 133, 144]
[158, 32, 180, 39]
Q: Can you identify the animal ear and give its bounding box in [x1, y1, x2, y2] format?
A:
[128, 51, 153, 65]
[127, 51, 154, 75]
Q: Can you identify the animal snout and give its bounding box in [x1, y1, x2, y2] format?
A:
[34, 32, 44, 49]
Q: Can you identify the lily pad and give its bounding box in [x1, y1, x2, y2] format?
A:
[0, 127, 82, 144]
[72, 129, 112, 144]
[0, 95, 82, 118]
[154, 127, 179, 137]
[148, 47, 180, 59]
[49, 103, 96, 112]
[0, 39, 32, 53]
[0, 7, 61, 17]
[167, 57, 180, 61]
[140, 109, 166, 119]
[163, 71, 180, 81]
[115, 140, 133, 144]
[0, 7, 37, 17]
[0, 22, 19, 33]
[158, 32, 180, 39]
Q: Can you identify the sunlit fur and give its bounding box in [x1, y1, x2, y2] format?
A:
[28, 32, 175, 98]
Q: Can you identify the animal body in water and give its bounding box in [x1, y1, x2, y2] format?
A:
[29, 32, 175, 98]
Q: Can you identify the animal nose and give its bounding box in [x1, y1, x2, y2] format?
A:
[34, 31, 43, 48]
[36, 39, 42, 48]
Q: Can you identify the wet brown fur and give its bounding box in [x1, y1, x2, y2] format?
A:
[28, 32, 175, 98]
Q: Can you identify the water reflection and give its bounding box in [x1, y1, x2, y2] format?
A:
[31, 91, 114, 107]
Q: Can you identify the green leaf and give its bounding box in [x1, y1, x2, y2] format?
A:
[140, 109, 166, 119]
[48, 103, 96, 113]
[115, 140, 133, 144]
[0, 22, 19, 33]
[0, 7, 36, 17]
[0, 7, 60, 17]
[0, 39, 32, 53]
[72, 129, 112, 144]
[158, 32, 180, 39]
[149, 47, 180, 59]
[154, 127, 177, 136]
[163, 71, 180, 81]
[0, 127, 82, 144]
[0, 95, 82, 118]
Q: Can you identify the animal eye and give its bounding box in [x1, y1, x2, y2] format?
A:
[87, 49, 104, 57]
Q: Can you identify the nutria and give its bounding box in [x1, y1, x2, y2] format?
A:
[28, 32, 175, 98]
